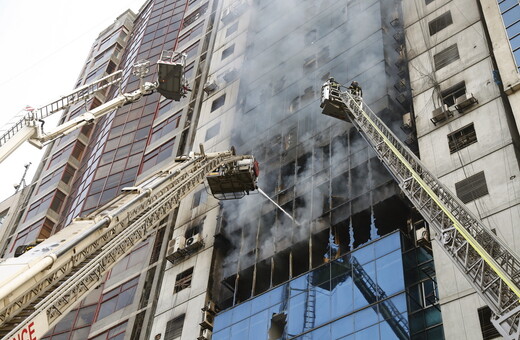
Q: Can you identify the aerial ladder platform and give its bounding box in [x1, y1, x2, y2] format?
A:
[321, 80, 520, 339]
[0, 51, 189, 165]
[0, 49, 236, 340]
[0, 146, 258, 340]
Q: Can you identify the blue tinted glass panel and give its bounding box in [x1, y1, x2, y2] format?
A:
[355, 324, 379, 339]
[380, 320, 404, 340]
[352, 242, 375, 265]
[314, 288, 332, 326]
[506, 21, 520, 37]
[331, 314, 354, 339]
[376, 250, 405, 296]
[213, 309, 232, 332]
[251, 291, 270, 314]
[354, 306, 379, 331]
[212, 327, 230, 340]
[309, 324, 331, 339]
[232, 300, 252, 324]
[248, 309, 269, 338]
[353, 260, 376, 309]
[500, 0, 518, 12]
[230, 319, 249, 340]
[374, 232, 400, 258]
[510, 33, 520, 51]
[503, 6, 520, 27]
[330, 277, 354, 319]
[287, 293, 305, 335]
[290, 274, 309, 295]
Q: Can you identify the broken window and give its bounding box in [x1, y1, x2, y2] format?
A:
[289, 96, 300, 113]
[441, 81, 466, 107]
[434, 44, 460, 70]
[268, 313, 287, 340]
[455, 171, 489, 203]
[429, 11, 453, 35]
[174, 267, 194, 293]
[478, 306, 501, 340]
[185, 222, 202, 238]
[447, 123, 477, 153]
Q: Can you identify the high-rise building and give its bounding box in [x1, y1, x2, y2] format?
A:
[1, 0, 519, 339]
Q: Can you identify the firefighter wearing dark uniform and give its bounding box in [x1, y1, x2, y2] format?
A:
[348, 81, 362, 97]
[328, 77, 341, 92]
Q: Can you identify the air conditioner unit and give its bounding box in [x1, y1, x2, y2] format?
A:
[200, 310, 214, 330]
[198, 329, 212, 340]
[185, 233, 203, 249]
[454, 93, 478, 113]
[402, 112, 412, 131]
[430, 105, 452, 126]
[166, 236, 186, 263]
[416, 226, 430, 245]
[203, 79, 218, 94]
[203, 300, 216, 313]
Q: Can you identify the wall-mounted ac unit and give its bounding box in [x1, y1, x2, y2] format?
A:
[203, 79, 218, 94]
[403, 112, 412, 130]
[454, 93, 478, 113]
[166, 236, 186, 263]
[198, 329, 212, 340]
[200, 310, 214, 330]
[430, 104, 452, 126]
[185, 233, 203, 250]
[416, 226, 430, 245]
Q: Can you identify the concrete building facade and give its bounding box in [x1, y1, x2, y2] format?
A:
[404, 0, 520, 339]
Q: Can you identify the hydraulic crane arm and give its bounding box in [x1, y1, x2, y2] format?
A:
[0, 147, 258, 340]
[0, 51, 189, 164]
[321, 81, 520, 339]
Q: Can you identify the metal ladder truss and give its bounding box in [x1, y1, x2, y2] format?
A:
[0, 151, 253, 340]
[334, 90, 520, 339]
[0, 70, 123, 149]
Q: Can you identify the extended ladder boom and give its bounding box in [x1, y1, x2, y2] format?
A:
[0, 148, 258, 340]
[321, 81, 520, 339]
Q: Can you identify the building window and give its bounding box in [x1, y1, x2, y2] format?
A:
[455, 171, 489, 203]
[150, 112, 182, 144]
[211, 94, 226, 112]
[429, 11, 453, 35]
[97, 277, 139, 320]
[185, 222, 202, 238]
[222, 44, 235, 60]
[425, 0, 435, 4]
[182, 3, 209, 28]
[10, 218, 54, 254]
[110, 240, 150, 277]
[141, 138, 175, 173]
[305, 29, 317, 45]
[165, 314, 185, 340]
[448, 123, 477, 153]
[89, 321, 128, 340]
[434, 44, 460, 70]
[441, 81, 466, 107]
[174, 267, 194, 293]
[192, 189, 206, 208]
[478, 306, 501, 340]
[226, 22, 239, 37]
[205, 122, 220, 141]
[498, 1, 520, 70]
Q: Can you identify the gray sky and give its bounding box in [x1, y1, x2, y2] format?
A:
[0, 0, 144, 201]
